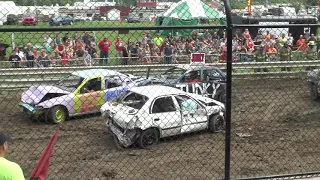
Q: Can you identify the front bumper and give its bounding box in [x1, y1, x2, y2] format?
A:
[107, 119, 137, 148]
[19, 102, 44, 116]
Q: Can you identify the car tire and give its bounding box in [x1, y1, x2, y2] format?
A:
[47, 105, 67, 124]
[138, 128, 159, 149]
[208, 114, 225, 133]
[219, 93, 226, 104]
[310, 84, 319, 101]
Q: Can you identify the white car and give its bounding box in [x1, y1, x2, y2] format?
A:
[100, 85, 225, 149]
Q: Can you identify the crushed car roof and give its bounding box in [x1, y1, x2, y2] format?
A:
[72, 69, 123, 79]
[130, 85, 189, 98]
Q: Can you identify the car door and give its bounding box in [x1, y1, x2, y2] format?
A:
[148, 96, 182, 137]
[73, 76, 105, 114]
[174, 95, 208, 133]
[202, 68, 226, 100]
[104, 75, 131, 102]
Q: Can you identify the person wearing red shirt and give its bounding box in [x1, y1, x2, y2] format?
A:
[114, 36, 124, 61]
[98, 37, 111, 65]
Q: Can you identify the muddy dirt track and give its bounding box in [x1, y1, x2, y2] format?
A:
[0, 77, 320, 180]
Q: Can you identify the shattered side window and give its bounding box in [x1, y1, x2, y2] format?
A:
[122, 92, 149, 110]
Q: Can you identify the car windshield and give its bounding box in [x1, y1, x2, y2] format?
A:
[113, 91, 148, 110]
[56, 75, 84, 91]
[160, 67, 187, 79]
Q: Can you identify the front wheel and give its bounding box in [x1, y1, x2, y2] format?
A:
[310, 84, 319, 101]
[138, 128, 159, 149]
[208, 114, 225, 133]
[47, 106, 67, 124]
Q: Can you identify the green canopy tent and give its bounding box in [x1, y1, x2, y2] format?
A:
[155, 0, 224, 36]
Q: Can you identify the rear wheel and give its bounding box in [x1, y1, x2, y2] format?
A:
[47, 106, 67, 124]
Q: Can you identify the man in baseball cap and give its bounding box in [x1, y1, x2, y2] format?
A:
[0, 132, 25, 180]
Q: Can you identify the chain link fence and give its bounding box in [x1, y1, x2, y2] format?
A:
[0, 0, 320, 179]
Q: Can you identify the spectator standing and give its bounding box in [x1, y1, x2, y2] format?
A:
[287, 33, 294, 49]
[24, 43, 36, 68]
[44, 34, 52, 53]
[254, 46, 268, 72]
[0, 40, 9, 61]
[279, 33, 288, 47]
[98, 37, 111, 65]
[8, 51, 21, 68]
[0, 132, 25, 180]
[153, 33, 164, 46]
[82, 31, 90, 48]
[305, 41, 317, 70]
[114, 36, 124, 61]
[130, 43, 140, 64]
[296, 35, 308, 51]
[121, 46, 129, 65]
[163, 43, 173, 64]
[62, 33, 69, 44]
[278, 43, 292, 71]
[304, 29, 310, 40]
[141, 32, 148, 45]
[264, 31, 271, 39]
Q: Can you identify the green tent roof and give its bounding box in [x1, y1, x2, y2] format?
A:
[162, 0, 223, 20]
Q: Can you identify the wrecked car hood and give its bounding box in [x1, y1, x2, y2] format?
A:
[21, 85, 70, 105]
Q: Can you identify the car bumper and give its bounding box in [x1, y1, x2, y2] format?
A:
[19, 102, 44, 116]
[107, 119, 137, 148]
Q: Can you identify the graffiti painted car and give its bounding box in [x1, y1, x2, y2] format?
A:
[138, 64, 226, 103]
[307, 69, 320, 100]
[19, 69, 137, 123]
[100, 85, 225, 149]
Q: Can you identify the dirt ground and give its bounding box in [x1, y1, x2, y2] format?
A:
[1, 77, 320, 180]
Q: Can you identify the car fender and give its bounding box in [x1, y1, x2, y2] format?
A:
[37, 94, 74, 114]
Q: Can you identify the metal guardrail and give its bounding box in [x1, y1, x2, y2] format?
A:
[0, 60, 318, 90]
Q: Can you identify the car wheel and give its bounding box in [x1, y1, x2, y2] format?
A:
[219, 93, 226, 104]
[47, 106, 67, 124]
[310, 84, 319, 101]
[138, 128, 159, 149]
[208, 114, 225, 133]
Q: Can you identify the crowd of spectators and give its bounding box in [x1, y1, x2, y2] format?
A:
[0, 28, 319, 68]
